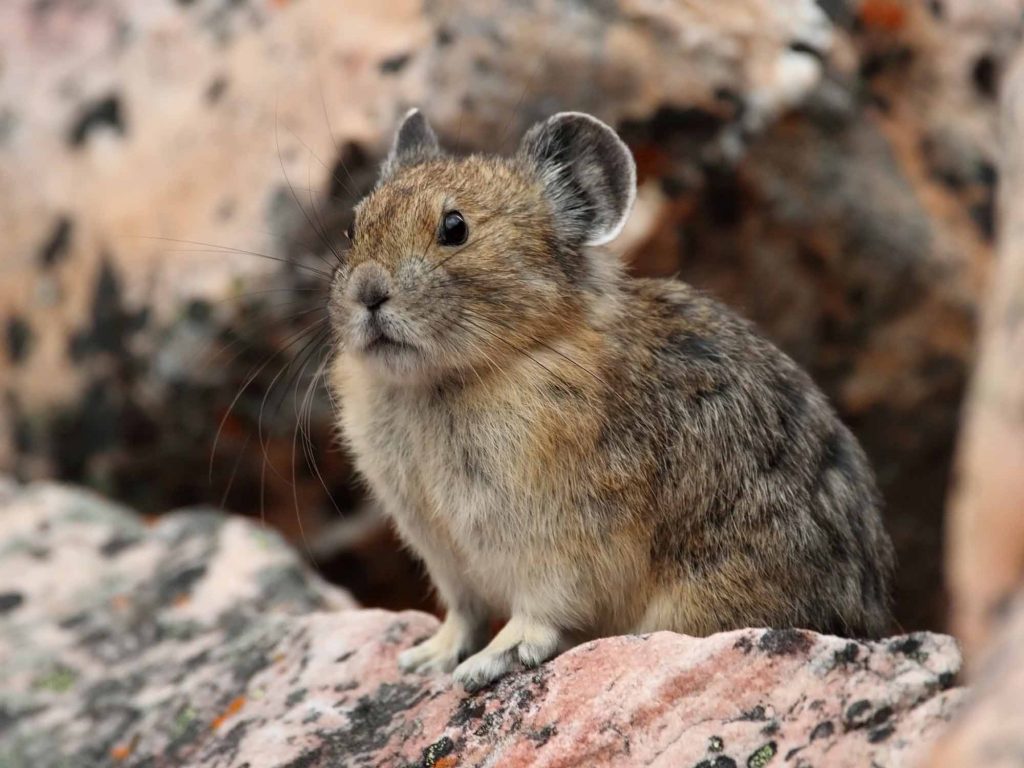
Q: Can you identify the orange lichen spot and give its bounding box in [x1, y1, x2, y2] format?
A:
[111, 594, 131, 611]
[433, 756, 458, 768]
[172, 593, 190, 608]
[110, 743, 132, 761]
[211, 695, 246, 730]
[859, 0, 906, 32]
[143, 514, 161, 527]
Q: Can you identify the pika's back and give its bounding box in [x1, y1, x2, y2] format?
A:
[604, 278, 895, 637]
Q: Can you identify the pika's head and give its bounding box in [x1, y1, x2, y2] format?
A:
[328, 108, 635, 383]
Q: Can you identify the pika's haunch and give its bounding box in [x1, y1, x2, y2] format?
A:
[328, 109, 895, 691]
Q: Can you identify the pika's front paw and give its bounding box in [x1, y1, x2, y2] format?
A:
[398, 613, 484, 675]
[452, 617, 561, 692]
[452, 649, 515, 692]
[398, 635, 462, 674]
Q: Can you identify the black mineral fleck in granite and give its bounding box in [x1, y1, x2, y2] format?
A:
[448, 698, 486, 727]
[758, 628, 812, 656]
[843, 699, 873, 729]
[733, 635, 754, 653]
[740, 705, 766, 722]
[696, 757, 737, 768]
[810, 720, 834, 741]
[529, 723, 556, 747]
[0, 592, 25, 614]
[100, 534, 140, 558]
[435, 26, 454, 46]
[890, 636, 921, 655]
[869, 705, 893, 726]
[38, 215, 73, 267]
[788, 40, 824, 62]
[205, 76, 229, 103]
[972, 54, 998, 99]
[888, 636, 929, 662]
[5, 316, 32, 364]
[68, 94, 125, 147]
[868, 724, 895, 743]
[379, 52, 411, 74]
[832, 642, 860, 667]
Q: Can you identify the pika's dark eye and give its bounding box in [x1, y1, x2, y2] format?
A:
[438, 210, 468, 246]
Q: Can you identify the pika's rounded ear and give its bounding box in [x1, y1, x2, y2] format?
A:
[380, 108, 441, 180]
[518, 112, 636, 246]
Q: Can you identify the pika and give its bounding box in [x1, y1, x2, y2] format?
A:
[328, 109, 895, 690]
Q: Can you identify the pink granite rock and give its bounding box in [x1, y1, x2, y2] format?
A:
[0, 479, 355, 767]
[187, 614, 962, 767]
[926, 593, 1024, 767]
[0, 480, 963, 767]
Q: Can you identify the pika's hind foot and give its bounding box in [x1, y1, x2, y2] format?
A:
[452, 616, 561, 692]
[398, 611, 486, 675]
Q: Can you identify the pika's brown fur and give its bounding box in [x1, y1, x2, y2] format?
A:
[328, 110, 895, 690]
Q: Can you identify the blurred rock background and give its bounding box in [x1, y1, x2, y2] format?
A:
[1, 0, 1020, 632]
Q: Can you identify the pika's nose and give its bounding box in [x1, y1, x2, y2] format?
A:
[349, 263, 392, 312]
[358, 282, 390, 311]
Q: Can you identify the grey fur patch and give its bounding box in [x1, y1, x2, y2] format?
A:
[518, 112, 636, 247]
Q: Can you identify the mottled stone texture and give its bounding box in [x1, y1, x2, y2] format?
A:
[0, 0, 1019, 631]
[0, 480, 962, 767]
[946, 48, 1024, 665]
[927, 595, 1024, 767]
[925, 47, 1024, 768]
[0, 479, 354, 767]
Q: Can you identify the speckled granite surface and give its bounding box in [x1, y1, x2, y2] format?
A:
[0, 479, 354, 767]
[0, 480, 963, 767]
[926, 592, 1024, 767]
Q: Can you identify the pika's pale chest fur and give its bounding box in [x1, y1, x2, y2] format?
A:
[337, 349, 630, 622]
[327, 109, 895, 691]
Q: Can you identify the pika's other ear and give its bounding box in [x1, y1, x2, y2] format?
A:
[380, 108, 440, 180]
[518, 112, 636, 246]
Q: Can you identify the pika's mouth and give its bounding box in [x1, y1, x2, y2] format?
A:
[361, 332, 417, 356]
